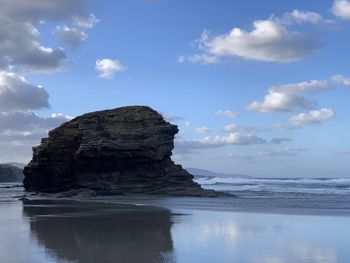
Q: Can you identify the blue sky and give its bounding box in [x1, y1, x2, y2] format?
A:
[0, 0, 349, 177]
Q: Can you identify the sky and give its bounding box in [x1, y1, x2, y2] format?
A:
[0, 0, 349, 177]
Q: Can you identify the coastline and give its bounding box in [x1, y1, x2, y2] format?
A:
[15, 189, 350, 217]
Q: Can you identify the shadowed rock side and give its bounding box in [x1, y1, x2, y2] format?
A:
[23, 200, 174, 263]
[23, 106, 219, 196]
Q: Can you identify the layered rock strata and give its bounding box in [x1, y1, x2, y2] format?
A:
[23, 106, 219, 196]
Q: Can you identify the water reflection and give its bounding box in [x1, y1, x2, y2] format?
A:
[0, 200, 348, 263]
[171, 210, 346, 263]
[23, 200, 174, 263]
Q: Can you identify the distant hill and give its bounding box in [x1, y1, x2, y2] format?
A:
[3, 162, 26, 169]
[0, 164, 24, 182]
[187, 168, 250, 178]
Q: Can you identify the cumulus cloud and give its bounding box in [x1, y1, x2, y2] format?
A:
[54, 26, 87, 48]
[0, 72, 49, 112]
[175, 133, 266, 154]
[200, 133, 266, 146]
[0, 140, 35, 163]
[0, 1, 95, 162]
[0, 111, 72, 163]
[0, 0, 90, 22]
[259, 147, 306, 157]
[222, 124, 238, 133]
[0, 0, 96, 72]
[0, 111, 72, 134]
[0, 18, 66, 72]
[215, 110, 238, 118]
[196, 127, 211, 134]
[332, 0, 350, 19]
[96, 59, 126, 79]
[180, 9, 326, 64]
[204, 21, 317, 62]
[288, 108, 335, 127]
[247, 91, 315, 113]
[277, 10, 332, 25]
[247, 75, 350, 112]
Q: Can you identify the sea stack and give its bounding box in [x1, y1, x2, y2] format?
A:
[23, 106, 218, 196]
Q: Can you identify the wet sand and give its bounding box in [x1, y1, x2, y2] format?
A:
[0, 198, 349, 263]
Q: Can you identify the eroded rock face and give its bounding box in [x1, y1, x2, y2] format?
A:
[23, 106, 217, 196]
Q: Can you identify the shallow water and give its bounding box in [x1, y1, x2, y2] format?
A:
[0, 199, 349, 263]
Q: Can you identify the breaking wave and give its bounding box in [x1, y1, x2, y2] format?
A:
[195, 177, 350, 195]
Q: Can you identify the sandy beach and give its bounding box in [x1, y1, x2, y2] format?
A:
[0, 197, 349, 263]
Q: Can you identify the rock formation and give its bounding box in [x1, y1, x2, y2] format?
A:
[0, 164, 24, 182]
[23, 106, 219, 196]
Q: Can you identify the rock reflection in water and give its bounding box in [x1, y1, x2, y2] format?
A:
[23, 200, 174, 263]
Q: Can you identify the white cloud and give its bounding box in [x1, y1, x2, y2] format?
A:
[181, 9, 322, 64]
[0, 0, 91, 22]
[0, 1, 95, 163]
[54, 26, 87, 48]
[196, 127, 211, 134]
[247, 91, 315, 113]
[96, 59, 126, 79]
[175, 133, 266, 154]
[222, 124, 238, 133]
[185, 121, 191, 127]
[208, 20, 318, 62]
[0, 111, 72, 163]
[278, 10, 330, 25]
[288, 108, 335, 127]
[0, 71, 49, 112]
[215, 110, 238, 118]
[177, 55, 186, 63]
[0, 18, 66, 72]
[332, 0, 350, 19]
[0, 111, 72, 134]
[259, 147, 306, 157]
[0, 0, 96, 72]
[201, 133, 266, 146]
[247, 75, 350, 112]
[73, 13, 99, 28]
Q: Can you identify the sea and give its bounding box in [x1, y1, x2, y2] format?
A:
[195, 176, 350, 195]
[0, 182, 24, 200]
[193, 176, 350, 211]
[2, 176, 350, 211]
